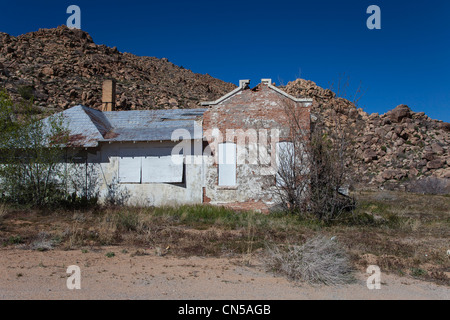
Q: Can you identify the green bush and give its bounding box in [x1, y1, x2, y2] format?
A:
[17, 86, 34, 101]
[0, 89, 71, 207]
[7, 235, 23, 245]
[410, 267, 427, 277]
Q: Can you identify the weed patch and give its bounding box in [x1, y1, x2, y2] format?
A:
[265, 236, 355, 285]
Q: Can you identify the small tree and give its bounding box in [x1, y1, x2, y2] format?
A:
[0, 89, 69, 206]
[274, 98, 355, 221]
[308, 113, 355, 221]
[273, 99, 311, 214]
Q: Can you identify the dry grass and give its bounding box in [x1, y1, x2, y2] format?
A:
[29, 232, 55, 251]
[407, 177, 450, 195]
[265, 236, 355, 285]
[0, 191, 448, 285]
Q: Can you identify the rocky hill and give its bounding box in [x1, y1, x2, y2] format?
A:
[0, 26, 448, 189]
[0, 25, 236, 112]
[284, 79, 449, 188]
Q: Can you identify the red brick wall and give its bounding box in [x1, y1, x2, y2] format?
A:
[203, 85, 310, 140]
[202, 84, 311, 212]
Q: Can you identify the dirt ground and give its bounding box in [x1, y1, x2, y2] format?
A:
[0, 246, 448, 300]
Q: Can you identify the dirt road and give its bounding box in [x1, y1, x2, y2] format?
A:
[0, 247, 448, 300]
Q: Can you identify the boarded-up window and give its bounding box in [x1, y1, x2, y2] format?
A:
[142, 155, 183, 183]
[218, 143, 237, 187]
[119, 147, 183, 184]
[119, 152, 142, 183]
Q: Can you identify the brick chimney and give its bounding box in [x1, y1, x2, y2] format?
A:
[102, 79, 116, 112]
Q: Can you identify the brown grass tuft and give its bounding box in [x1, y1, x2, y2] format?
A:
[265, 236, 355, 285]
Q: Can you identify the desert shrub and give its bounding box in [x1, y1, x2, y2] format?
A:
[274, 99, 356, 221]
[408, 177, 450, 195]
[60, 193, 99, 210]
[105, 177, 130, 206]
[410, 267, 427, 277]
[6, 235, 23, 245]
[30, 232, 55, 251]
[0, 89, 69, 206]
[17, 86, 34, 101]
[116, 210, 140, 231]
[265, 236, 354, 285]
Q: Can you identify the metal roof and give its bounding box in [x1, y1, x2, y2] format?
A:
[59, 106, 106, 148]
[57, 105, 207, 148]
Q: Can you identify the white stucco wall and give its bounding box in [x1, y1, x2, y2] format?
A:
[204, 159, 277, 206]
[78, 141, 204, 207]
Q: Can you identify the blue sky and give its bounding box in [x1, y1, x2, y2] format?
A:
[0, 0, 449, 121]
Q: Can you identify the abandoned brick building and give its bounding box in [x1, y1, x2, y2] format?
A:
[52, 79, 313, 212]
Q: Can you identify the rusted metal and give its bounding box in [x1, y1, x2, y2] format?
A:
[47, 105, 207, 148]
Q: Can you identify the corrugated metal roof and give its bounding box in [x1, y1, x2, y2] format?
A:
[59, 106, 106, 147]
[57, 105, 206, 148]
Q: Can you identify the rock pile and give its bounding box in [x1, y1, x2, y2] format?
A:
[284, 79, 449, 187]
[1, 27, 448, 188]
[0, 25, 235, 112]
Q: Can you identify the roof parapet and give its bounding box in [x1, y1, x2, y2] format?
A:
[263, 78, 313, 105]
[201, 78, 313, 107]
[201, 79, 250, 106]
[239, 79, 250, 88]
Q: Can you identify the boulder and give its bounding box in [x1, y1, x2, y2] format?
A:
[40, 66, 54, 77]
[363, 150, 378, 163]
[408, 167, 419, 177]
[382, 169, 406, 181]
[417, 159, 428, 168]
[432, 168, 450, 179]
[422, 152, 435, 161]
[387, 105, 412, 123]
[427, 159, 445, 170]
[431, 143, 444, 155]
[168, 98, 178, 107]
[438, 122, 450, 132]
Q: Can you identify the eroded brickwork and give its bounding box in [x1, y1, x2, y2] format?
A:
[202, 82, 311, 212]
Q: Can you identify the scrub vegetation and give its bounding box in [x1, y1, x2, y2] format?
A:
[0, 190, 448, 286]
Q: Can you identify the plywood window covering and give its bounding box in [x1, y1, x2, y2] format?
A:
[119, 155, 142, 183]
[142, 155, 183, 183]
[119, 147, 183, 184]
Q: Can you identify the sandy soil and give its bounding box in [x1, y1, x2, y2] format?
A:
[0, 246, 448, 300]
